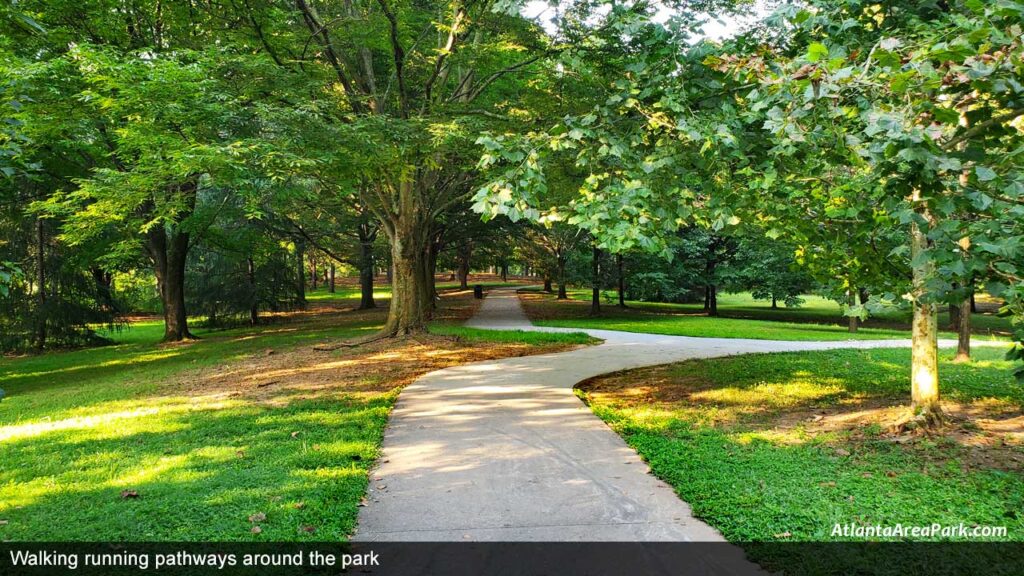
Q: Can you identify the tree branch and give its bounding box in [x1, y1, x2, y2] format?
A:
[452, 54, 543, 103]
[943, 107, 1024, 150]
[294, 0, 364, 113]
[375, 0, 408, 118]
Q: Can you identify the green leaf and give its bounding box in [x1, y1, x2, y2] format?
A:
[975, 166, 997, 181]
[807, 43, 829, 63]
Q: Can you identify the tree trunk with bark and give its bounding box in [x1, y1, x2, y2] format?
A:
[556, 255, 568, 299]
[248, 256, 259, 325]
[358, 224, 377, 310]
[310, 251, 318, 290]
[847, 290, 859, 333]
[954, 297, 971, 363]
[456, 244, 472, 290]
[380, 181, 432, 336]
[148, 221, 193, 342]
[771, 295, 778, 310]
[949, 301, 960, 330]
[425, 239, 440, 310]
[34, 218, 46, 350]
[91, 267, 115, 312]
[704, 254, 718, 316]
[329, 262, 336, 293]
[295, 239, 307, 311]
[704, 285, 718, 316]
[543, 276, 552, 293]
[616, 253, 626, 307]
[909, 196, 941, 422]
[590, 246, 601, 316]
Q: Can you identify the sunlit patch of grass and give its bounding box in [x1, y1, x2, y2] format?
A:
[0, 289, 594, 541]
[578, 344, 1024, 562]
[520, 289, 1013, 340]
[429, 325, 596, 345]
[690, 381, 846, 409]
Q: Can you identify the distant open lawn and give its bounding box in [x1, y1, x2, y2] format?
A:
[0, 288, 592, 541]
[305, 274, 529, 302]
[579, 346, 1023, 571]
[521, 288, 1013, 341]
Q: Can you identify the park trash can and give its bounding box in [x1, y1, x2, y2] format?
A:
[474, 285, 484, 299]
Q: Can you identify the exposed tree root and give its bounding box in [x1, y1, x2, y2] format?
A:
[159, 334, 200, 346]
[311, 327, 460, 351]
[313, 332, 393, 351]
[893, 404, 946, 434]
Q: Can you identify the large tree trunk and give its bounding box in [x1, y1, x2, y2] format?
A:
[148, 223, 193, 342]
[92, 267, 115, 313]
[847, 290, 859, 333]
[34, 218, 46, 350]
[329, 262, 336, 293]
[385, 241, 429, 335]
[358, 223, 377, 310]
[456, 244, 472, 290]
[248, 256, 259, 326]
[145, 185, 196, 342]
[295, 239, 307, 311]
[910, 198, 941, 421]
[425, 240, 440, 310]
[616, 253, 626, 307]
[704, 247, 718, 316]
[500, 262, 508, 282]
[771, 295, 778, 310]
[310, 251, 318, 290]
[590, 246, 601, 316]
[556, 256, 568, 300]
[543, 276, 552, 293]
[703, 257, 718, 317]
[949, 300, 960, 330]
[381, 182, 431, 336]
[954, 297, 971, 363]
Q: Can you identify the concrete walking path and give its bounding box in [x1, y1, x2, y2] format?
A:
[354, 289, 995, 544]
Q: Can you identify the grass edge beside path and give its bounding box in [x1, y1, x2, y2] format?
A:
[576, 345, 1024, 573]
[0, 290, 594, 542]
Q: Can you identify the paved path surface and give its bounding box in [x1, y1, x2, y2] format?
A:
[355, 290, 991, 546]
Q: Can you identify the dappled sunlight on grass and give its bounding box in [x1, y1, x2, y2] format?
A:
[690, 381, 846, 410]
[1, 406, 166, 442]
[0, 288, 596, 541]
[578, 345, 1024, 547]
[519, 289, 1014, 341]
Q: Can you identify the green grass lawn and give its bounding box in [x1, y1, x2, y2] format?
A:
[305, 279, 527, 303]
[578, 345, 1024, 572]
[522, 289, 1012, 341]
[0, 293, 590, 541]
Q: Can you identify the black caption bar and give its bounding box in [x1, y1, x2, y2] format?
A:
[1, 542, 1022, 576]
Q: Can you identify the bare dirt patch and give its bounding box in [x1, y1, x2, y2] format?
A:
[162, 290, 581, 407]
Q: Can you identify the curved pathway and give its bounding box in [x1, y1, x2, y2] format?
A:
[355, 289, 993, 544]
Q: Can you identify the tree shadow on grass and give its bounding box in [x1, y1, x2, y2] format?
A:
[617, 421, 1024, 575]
[0, 394, 393, 541]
